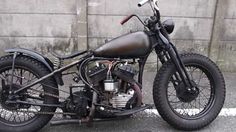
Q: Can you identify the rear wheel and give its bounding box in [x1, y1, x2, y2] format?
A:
[0, 55, 58, 132]
[153, 53, 225, 130]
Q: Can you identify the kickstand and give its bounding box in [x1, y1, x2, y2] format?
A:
[87, 91, 98, 127]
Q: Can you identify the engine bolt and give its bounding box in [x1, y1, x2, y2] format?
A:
[100, 107, 105, 111]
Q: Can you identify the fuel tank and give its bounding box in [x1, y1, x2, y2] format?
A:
[93, 31, 151, 58]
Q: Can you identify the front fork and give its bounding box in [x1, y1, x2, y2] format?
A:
[156, 43, 194, 90]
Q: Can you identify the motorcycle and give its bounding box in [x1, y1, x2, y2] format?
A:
[0, 0, 225, 131]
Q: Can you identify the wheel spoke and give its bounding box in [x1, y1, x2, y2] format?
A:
[0, 67, 45, 124]
[167, 65, 213, 118]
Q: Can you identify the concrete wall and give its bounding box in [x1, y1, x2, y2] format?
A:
[0, 0, 87, 57]
[0, 0, 235, 71]
[216, 0, 236, 72]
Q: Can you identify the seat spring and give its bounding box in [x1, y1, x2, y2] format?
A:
[53, 57, 64, 69]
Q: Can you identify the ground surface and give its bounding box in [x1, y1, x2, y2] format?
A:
[40, 72, 236, 132]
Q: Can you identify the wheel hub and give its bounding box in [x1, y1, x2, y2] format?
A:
[175, 80, 199, 103]
[1, 84, 30, 110]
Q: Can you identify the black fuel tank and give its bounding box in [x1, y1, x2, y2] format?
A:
[93, 31, 151, 58]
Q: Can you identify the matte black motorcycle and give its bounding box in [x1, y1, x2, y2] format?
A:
[0, 0, 225, 131]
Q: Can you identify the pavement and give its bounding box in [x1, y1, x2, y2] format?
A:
[40, 72, 236, 132]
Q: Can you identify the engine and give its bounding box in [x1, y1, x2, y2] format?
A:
[87, 61, 138, 109]
[109, 89, 135, 108]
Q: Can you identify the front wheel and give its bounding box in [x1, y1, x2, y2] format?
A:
[153, 53, 225, 130]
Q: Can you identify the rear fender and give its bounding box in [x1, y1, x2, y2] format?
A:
[5, 48, 64, 85]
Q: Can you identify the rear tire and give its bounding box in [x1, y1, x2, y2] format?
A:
[153, 53, 225, 130]
[0, 55, 59, 132]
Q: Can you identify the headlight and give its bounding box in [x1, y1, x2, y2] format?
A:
[162, 19, 175, 34]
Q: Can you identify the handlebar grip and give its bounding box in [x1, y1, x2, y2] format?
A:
[120, 15, 135, 25]
[138, 0, 149, 7]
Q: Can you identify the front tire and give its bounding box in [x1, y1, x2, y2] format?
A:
[153, 53, 225, 130]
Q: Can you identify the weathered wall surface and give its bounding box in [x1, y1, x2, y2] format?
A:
[0, 0, 235, 71]
[0, 0, 87, 57]
[216, 0, 236, 71]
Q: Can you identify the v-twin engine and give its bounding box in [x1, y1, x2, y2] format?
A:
[109, 91, 134, 108]
[88, 61, 140, 109]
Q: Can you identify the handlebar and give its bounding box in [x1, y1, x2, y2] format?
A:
[120, 0, 160, 26]
[120, 0, 150, 25]
[120, 14, 145, 26]
[138, 0, 149, 7]
[120, 15, 136, 25]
